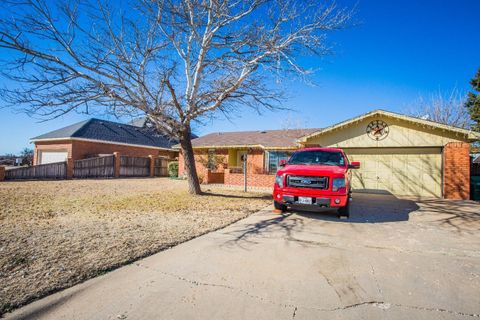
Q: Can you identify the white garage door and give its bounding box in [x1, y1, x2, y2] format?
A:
[344, 148, 442, 198]
[39, 151, 68, 164]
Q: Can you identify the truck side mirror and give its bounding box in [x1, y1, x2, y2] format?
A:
[348, 161, 360, 169]
[279, 159, 287, 167]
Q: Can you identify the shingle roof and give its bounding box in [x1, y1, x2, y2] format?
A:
[31, 118, 177, 149]
[189, 128, 322, 149]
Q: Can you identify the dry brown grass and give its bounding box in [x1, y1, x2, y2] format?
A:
[0, 178, 271, 314]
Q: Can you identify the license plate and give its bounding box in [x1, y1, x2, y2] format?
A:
[298, 197, 313, 205]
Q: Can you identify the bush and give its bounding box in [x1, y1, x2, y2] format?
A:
[168, 161, 179, 178]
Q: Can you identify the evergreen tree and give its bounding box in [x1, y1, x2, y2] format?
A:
[465, 68, 480, 132]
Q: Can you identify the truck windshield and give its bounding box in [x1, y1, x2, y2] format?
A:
[288, 150, 345, 166]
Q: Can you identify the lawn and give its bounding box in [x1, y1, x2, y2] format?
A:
[0, 178, 271, 314]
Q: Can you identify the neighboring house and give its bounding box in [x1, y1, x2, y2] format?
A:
[32, 118, 178, 165]
[178, 109, 480, 200]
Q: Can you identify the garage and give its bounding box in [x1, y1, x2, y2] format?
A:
[344, 147, 442, 197]
[38, 151, 68, 164]
[298, 110, 479, 199]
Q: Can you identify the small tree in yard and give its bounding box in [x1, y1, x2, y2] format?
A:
[20, 147, 34, 166]
[0, 0, 353, 194]
[465, 68, 480, 132]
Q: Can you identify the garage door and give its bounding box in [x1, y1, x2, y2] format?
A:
[39, 151, 68, 164]
[344, 148, 442, 198]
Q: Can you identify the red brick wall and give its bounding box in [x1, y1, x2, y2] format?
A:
[245, 149, 265, 173]
[202, 168, 225, 184]
[34, 140, 177, 165]
[444, 142, 470, 200]
[224, 169, 275, 188]
[71, 140, 176, 160]
[179, 148, 228, 179]
[178, 152, 185, 177]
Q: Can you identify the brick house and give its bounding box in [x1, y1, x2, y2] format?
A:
[178, 110, 480, 200]
[32, 118, 178, 165]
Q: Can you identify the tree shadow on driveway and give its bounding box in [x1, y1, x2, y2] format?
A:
[290, 192, 420, 223]
[221, 192, 420, 248]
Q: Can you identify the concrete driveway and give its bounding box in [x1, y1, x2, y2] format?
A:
[5, 193, 480, 320]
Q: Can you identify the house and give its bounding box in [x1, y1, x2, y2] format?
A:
[178, 109, 480, 200]
[32, 118, 178, 165]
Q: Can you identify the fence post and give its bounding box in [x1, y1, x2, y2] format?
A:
[0, 166, 5, 181]
[149, 155, 155, 177]
[66, 158, 74, 179]
[114, 152, 121, 178]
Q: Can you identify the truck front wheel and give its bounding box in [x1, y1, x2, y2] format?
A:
[274, 201, 287, 212]
[337, 200, 350, 218]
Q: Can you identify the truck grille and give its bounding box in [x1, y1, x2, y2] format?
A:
[286, 175, 329, 189]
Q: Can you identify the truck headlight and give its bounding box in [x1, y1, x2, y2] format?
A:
[275, 175, 284, 188]
[332, 178, 345, 192]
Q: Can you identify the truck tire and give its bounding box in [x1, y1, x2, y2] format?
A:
[274, 201, 287, 212]
[337, 200, 350, 218]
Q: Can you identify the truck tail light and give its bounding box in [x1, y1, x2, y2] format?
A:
[332, 178, 346, 192]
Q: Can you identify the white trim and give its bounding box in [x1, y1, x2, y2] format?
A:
[181, 144, 299, 150]
[31, 137, 176, 151]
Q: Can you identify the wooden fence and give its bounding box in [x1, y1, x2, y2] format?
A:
[154, 157, 168, 177]
[74, 155, 115, 178]
[120, 156, 150, 177]
[5, 161, 66, 180]
[3, 155, 170, 181]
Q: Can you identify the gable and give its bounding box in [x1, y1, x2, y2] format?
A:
[301, 114, 472, 148]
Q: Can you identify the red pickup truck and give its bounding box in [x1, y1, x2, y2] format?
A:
[273, 148, 360, 218]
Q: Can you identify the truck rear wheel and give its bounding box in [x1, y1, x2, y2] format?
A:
[337, 200, 350, 218]
[274, 201, 287, 212]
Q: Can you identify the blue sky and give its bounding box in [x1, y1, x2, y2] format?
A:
[0, 0, 479, 154]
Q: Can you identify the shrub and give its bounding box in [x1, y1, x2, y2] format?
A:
[168, 161, 179, 178]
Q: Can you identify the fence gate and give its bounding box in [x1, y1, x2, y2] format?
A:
[5, 161, 66, 180]
[120, 156, 150, 177]
[154, 157, 168, 177]
[74, 155, 115, 178]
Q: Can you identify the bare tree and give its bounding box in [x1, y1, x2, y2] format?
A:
[406, 89, 471, 129]
[0, 0, 353, 194]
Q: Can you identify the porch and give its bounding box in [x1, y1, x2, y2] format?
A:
[196, 147, 293, 187]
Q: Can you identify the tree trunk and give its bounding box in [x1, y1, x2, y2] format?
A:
[180, 125, 202, 195]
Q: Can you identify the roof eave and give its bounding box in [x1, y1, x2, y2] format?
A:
[172, 143, 301, 150]
[297, 109, 478, 143]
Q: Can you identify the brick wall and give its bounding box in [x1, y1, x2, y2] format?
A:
[202, 168, 225, 184]
[245, 149, 265, 173]
[34, 140, 177, 165]
[71, 140, 176, 160]
[444, 142, 470, 200]
[224, 169, 275, 188]
[179, 148, 229, 179]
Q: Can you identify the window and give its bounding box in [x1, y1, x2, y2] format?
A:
[289, 150, 345, 166]
[267, 151, 291, 173]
